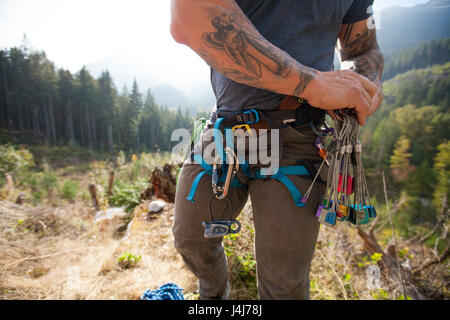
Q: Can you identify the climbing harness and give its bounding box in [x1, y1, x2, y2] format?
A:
[187, 98, 327, 238]
[303, 110, 377, 228]
[186, 97, 377, 234]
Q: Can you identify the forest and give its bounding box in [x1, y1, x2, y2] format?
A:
[0, 34, 448, 300]
[0, 47, 194, 154]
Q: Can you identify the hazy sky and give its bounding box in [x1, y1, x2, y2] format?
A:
[0, 0, 210, 90]
[0, 0, 429, 90]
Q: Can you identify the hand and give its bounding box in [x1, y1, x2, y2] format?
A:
[368, 80, 384, 118]
[326, 80, 383, 122]
[302, 70, 379, 126]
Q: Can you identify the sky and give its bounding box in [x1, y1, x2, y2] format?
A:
[0, 0, 209, 90]
[0, 0, 430, 91]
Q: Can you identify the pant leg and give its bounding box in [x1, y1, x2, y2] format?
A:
[249, 124, 327, 300]
[172, 162, 249, 300]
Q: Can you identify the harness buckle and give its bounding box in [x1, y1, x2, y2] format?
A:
[242, 109, 260, 124]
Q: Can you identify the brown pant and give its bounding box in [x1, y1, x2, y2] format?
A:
[172, 124, 327, 300]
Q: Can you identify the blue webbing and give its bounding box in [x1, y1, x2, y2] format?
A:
[186, 119, 311, 207]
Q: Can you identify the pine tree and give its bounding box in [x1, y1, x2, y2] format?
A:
[75, 67, 97, 148]
[58, 69, 76, 144]
[98, 70, 117, 154]
[128, 79, 143, 152]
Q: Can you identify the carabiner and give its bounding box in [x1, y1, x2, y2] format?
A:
[212, 147, 240, 200]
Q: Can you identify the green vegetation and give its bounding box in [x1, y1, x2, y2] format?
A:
[224, 218, 258, 300]
[383, 38, 450, 81]
[108, 178, 147, 213]
[0, 144, 34, 178]
[117, 252, 142, 270]
[59, 180, 80, 202]
[360, 61, 449, 239]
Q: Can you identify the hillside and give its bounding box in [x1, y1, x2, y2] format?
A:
[358, 62, 449, 236]
[383, 38, 450, 81]
[382, 62, 450, 109]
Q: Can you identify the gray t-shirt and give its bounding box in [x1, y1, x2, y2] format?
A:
[210, 0, 374, 114]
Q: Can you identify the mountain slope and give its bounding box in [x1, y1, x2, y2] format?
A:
[378, 0, 450, 57]
[383, 38, 450, 81]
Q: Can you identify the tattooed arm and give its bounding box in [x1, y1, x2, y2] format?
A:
[171, 0, 378, 125]
[337, 19, 385, 121]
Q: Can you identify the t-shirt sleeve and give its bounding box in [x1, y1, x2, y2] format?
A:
[342, 0, 374, 24]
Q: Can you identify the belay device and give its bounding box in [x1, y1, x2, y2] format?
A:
[304, 111, 377, 228]
[202, 147, 242, 238]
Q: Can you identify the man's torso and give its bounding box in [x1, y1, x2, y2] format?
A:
[211, 0, 356, 114]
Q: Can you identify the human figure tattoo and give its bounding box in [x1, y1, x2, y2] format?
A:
[202, 13, 292, 78]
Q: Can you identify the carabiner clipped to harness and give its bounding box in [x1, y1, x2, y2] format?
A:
[212, 147, 240, 200]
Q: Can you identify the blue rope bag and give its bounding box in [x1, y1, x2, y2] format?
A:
[141, 283, 184, 300]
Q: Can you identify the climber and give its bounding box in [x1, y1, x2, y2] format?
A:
[170, 0, 384, 300]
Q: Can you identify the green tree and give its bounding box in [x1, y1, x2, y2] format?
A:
[433, 141, 450, 210]
[390, 136, 414, 182]
[97, 70, 117, 154]
[128, 79, 143, 152]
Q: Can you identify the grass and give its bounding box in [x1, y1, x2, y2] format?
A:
[0, 143, 448, 300]
[0, 200, 196, 300]
[1, 194, 448, 300]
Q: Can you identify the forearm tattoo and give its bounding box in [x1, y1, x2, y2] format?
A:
[340, 24, 384, 82]
[200, 13, 315, 96]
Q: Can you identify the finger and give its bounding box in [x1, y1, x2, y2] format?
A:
[369, 93, 380, 116]
[353, 73, 378, 98]
[361, 87, 372, 108]
[353, 95, 371, 126]
[369, 89, 383, 117]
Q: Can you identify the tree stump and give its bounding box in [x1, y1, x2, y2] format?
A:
[15, 192, 26, 205]
[89, 184, 100, 210]
[140, 164, 177, 203]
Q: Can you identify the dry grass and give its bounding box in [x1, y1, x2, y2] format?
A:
[0, 200, 196, 300]
[0, 198, 447, 300]
[225, 202, 449, 300]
